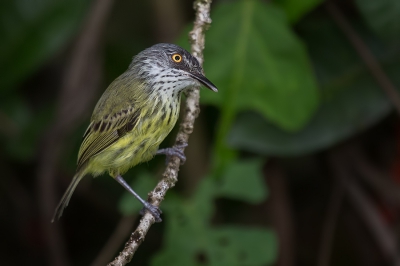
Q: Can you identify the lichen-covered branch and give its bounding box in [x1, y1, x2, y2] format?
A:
[107, 1, 213, 265]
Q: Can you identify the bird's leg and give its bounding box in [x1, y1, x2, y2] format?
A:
[156, 143, 188, 165]
[115, 175, 162, 222]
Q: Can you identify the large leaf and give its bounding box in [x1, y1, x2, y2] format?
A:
[218, 159, 267, 204]
[355, 0, 400, 41]
[151, 159, 275, 266]
[207, 227, 276, 266]
[273, 0, 324, 23]
[200, 0, 319, 131]
[153, 224, 276, 266]
[228, 14, 397, 156]
[0, 0, 89, 92]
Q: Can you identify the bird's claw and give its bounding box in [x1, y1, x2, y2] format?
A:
[140, 202, 162, 223]
[156, 143, 187, 165]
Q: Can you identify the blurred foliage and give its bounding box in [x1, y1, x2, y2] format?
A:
[228, 13, 399, 156]
[355, 0, 400, 41]
[120, 159, 274, 266]
[0, 0, 90, 93]
[0, 0, 89, 161]
[200, 0, 319, 132]
[179, 0, 319, 170]
[273, 0, 324, 23]
[3, 0, 400, 265]
[104, 1, 155, 83]
[2, 99, 54, 160]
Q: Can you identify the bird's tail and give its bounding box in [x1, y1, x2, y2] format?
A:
[52, 170, 86, 222]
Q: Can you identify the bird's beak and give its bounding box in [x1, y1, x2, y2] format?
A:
[188, 72, 218, 92]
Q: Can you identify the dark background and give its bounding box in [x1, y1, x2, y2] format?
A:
[2, 0, 400, 265]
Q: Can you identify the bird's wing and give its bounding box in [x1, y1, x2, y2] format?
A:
[77, 106, 140, 170]
[76, 75, 145, 170]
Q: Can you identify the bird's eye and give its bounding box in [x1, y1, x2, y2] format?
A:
[171, 53, 182, 63]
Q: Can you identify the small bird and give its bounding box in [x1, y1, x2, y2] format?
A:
[52, 43, 217, 222]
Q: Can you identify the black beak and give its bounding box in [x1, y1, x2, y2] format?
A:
[188, 72, 218, 92]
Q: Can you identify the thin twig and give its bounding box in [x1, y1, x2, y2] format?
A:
[36, 0, 114, 265]
[265, 160, 295, 266]
[107, 1, 213, 265]
[329, 149, 400, 265]
[317, 164, 344, 266]
[91, 215, 137, 266]
[347, 145, 400, 206]
[345, 179, 400, 265]
[326, 2, 400, 115]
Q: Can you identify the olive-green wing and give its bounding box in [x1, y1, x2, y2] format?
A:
[76, 73, 147, 170]
[77, 106, 140, 170]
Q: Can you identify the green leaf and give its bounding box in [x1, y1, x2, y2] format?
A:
[201, 0, 319, 131]
[355, 0, 400, 41]
[0, 0, 89, 92]
[118, 171, 157, 216]
[228, 13, 396, 156]
[151, 171, 277, 266]
[273, 0, 324, 23]
[151, 195, 211, 266]
[190, 177, 219, 223]
[153, 222, 277, 266]
[218, 159, 267, 204]
[207, 227, 277, 266]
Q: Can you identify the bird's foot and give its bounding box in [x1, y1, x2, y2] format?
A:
[140, 202, 162, 223]
[115, 175, 162, 222]
[156, 143, 187, 165]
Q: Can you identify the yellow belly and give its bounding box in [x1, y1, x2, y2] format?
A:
[84, 100, 179, 177]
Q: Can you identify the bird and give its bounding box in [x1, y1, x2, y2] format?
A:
[52, 43, 218, 223]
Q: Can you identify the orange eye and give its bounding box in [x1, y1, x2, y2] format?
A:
[172, 53, 182, 63]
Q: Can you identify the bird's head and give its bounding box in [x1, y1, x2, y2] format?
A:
[129, 43, 218, 94]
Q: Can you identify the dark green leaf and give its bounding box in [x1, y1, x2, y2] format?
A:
[355, 0, 400, 41]
[153, 226, 276, 266]
[0, 0, 90, 92]
[152, 167, 275, 266]
[228, 14, 397, 156]
[200, 0, 319, 131]
[207, 227, 277, 266]
[218, 159, 267, 204]
[273, 0, 324, 23]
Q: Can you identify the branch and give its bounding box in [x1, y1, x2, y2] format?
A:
[347, 145, 400, 206]
[317, 157, 345, 266]
[326, 2, 400, 116]
[344, 176, 400, 264]
[107, 1, 213, 265]
[264, 160, 295, 266]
